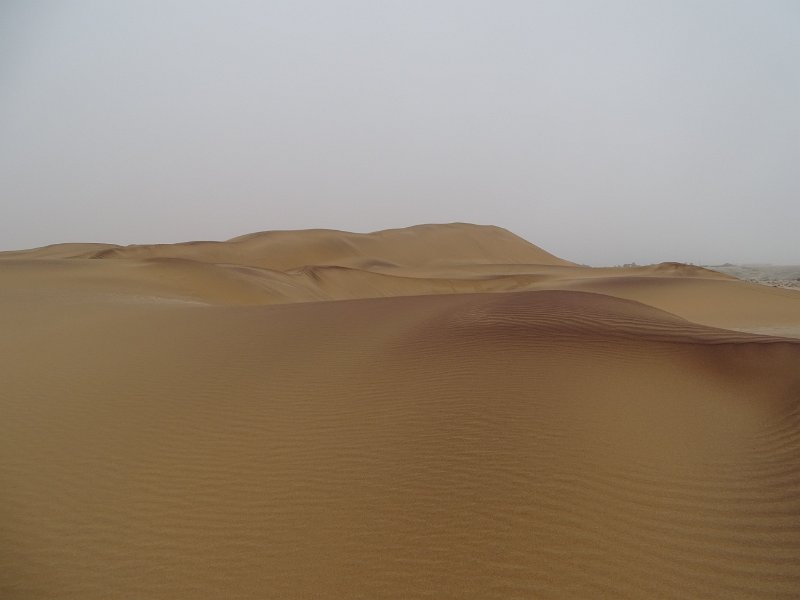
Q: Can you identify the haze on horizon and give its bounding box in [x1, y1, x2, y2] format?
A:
[1, 0, 798, 266]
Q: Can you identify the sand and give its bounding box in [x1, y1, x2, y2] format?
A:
[1, 223, 799, 599]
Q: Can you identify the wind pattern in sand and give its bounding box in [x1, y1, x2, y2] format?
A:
[2, 224, 800, 599]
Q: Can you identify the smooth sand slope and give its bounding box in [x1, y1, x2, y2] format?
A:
[2, 224, 800, 599]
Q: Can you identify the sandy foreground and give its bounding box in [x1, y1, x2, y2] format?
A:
[2, 223, 800, 599]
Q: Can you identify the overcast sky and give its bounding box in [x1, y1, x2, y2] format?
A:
[1, 1, 798, 265]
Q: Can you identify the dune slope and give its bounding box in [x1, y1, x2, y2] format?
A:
[70, 223, 576, 270]
[2, 224, 800, 599]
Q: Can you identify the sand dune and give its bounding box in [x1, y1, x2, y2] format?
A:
[68, 223, 575, 270]
[2, 224, 800, 598]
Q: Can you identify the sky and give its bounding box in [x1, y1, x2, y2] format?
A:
[1, 0, 798, 266]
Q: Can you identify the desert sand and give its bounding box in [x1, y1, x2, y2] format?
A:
[2, 223, 799, 599]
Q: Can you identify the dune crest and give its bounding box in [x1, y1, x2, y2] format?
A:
[2, 224, 800, 598]
[70, 223, 576, 270]
[2, 223, 797, 335]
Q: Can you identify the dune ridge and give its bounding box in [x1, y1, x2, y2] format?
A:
[2, 223, 797, 334]
[65, 223, 576, 270]
[2, 223, 800, 598]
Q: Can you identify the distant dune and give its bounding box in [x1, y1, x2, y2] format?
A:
[2, 223, 800, 599]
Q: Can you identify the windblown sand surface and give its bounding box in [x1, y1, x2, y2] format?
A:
[2, 223, 800, 599]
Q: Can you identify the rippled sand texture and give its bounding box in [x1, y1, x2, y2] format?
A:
[2, 224, 800, 599]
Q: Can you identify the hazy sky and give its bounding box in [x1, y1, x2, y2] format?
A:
[2, 1, 798, 265]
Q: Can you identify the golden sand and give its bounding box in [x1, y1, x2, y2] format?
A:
[2, 224, 799, 598]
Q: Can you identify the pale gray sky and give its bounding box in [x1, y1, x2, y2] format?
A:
[1, 0, 798, 265]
